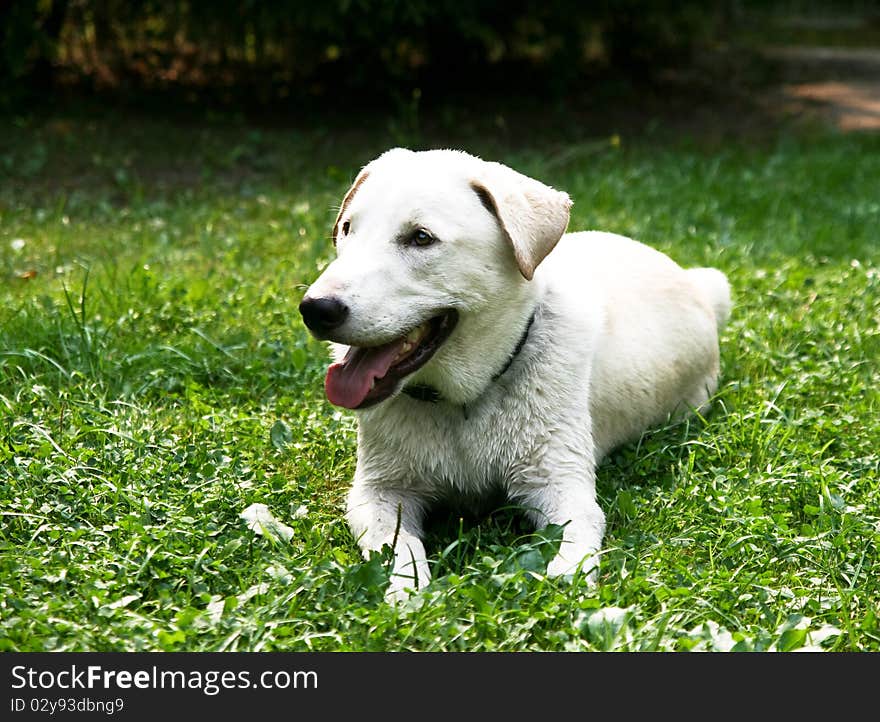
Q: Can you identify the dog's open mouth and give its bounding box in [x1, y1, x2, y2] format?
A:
[325, 310, 458, 409]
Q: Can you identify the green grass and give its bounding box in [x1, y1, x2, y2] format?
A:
[1, 112, 878, 651]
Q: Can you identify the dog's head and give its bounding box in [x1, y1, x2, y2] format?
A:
[299, 148, 571, 409]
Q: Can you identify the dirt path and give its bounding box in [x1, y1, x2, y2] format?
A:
[763, 46, 880, 131]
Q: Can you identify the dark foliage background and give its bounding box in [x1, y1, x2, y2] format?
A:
[7, 1, 878, 116]
[3, 1, 738, 107]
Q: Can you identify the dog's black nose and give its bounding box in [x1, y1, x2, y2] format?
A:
[299, 296, 349, 337]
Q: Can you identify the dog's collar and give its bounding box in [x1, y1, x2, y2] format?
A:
[491, 312, 536, 382]
[402, 312, 536, 405]
[402, 383, 442, 403]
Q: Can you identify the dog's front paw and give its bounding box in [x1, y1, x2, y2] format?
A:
[384, 579, 415, 604]
[547, 550, 600, 583]
[384, 571, 429, 604]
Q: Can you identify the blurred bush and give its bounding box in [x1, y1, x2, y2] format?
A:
[2, 0, 725, 104]
[3, 1, 874, 108]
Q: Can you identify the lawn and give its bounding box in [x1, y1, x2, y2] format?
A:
[1, 111, 878, 651]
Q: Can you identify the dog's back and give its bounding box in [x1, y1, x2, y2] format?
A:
[541, 231, 730, 457]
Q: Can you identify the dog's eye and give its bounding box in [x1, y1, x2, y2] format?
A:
[409, 228, 436, 247]
[341, 220, 351, 236]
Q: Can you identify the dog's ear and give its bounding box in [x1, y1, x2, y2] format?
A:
[470, 162, 572, 280]
[331, 169, 370, 246]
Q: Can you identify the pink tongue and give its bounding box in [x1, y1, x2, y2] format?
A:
[325, 339, 407, 409]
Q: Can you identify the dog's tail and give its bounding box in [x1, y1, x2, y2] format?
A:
[687, 267, 732, 331]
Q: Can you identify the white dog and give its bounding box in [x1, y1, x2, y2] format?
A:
[300, 148, 731, 601]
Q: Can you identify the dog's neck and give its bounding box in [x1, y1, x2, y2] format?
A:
[491, 311, 536, 381]
[402, 309, 537, 406]
[400, 275, 542, 406]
